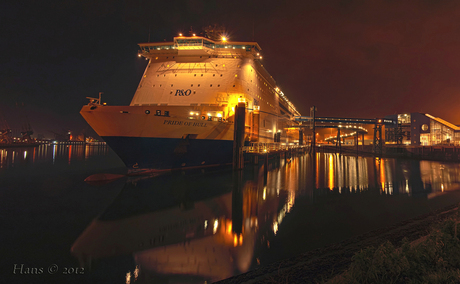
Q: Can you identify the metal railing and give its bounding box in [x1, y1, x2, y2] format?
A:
[243, 142, 308, 153]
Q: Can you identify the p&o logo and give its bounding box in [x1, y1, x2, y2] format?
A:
[175, 89, 192, 96]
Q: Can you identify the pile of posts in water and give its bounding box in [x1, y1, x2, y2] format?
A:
[232, 101, 308, 170]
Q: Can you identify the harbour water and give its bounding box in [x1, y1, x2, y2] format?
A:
[3, 145, 460, 283]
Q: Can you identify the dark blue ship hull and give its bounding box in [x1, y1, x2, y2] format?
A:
[102, 136, 234, 170]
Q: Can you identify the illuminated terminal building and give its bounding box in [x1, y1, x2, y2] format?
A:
[385, 113, 460, 146]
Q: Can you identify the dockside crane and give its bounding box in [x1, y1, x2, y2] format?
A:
[0, 114, 12, 144]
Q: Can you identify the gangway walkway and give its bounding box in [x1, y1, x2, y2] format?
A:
[294, 112, 397, 154]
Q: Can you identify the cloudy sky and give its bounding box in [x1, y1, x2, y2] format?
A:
[2, 0, 460, 137]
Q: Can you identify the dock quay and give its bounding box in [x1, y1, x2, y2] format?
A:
[242, 142, 309, 165]
[243, 142, 309, 155]
[314, 144, 460, 162]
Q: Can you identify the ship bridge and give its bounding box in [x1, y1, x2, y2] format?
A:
[138, 36, 262, 58]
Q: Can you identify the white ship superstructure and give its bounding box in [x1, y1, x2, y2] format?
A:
[80, 35, 301, 169]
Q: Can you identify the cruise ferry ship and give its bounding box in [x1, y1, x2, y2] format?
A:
[80, 35, 301, 169]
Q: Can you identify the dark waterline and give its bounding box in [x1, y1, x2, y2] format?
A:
[2, 146, 460, 283]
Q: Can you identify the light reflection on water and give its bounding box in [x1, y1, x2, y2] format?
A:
[0, 144, 110, 169]
[72, 153, 460, 283]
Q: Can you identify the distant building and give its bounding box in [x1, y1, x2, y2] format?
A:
[385, 113, 460, 146]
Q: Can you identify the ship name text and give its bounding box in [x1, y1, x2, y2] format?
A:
[163, 120, 207, 127]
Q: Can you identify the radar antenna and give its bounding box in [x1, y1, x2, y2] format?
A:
[203, 24, 227, 41]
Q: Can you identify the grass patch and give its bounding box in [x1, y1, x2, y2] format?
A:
[328, 218, 460, 283]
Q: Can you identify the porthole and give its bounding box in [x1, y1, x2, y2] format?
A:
[145, 110, 150, 114]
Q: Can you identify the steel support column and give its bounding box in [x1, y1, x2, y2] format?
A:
[373, 123, 383, 155]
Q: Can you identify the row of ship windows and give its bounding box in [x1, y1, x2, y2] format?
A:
[150, 109, 225, 121]
[153, 84, 222, 87]
[152, 55, 244, 58]
[152, 84, 267, 90]
[156, 74, 224, 77]
[152, 68, 273, 90]
[159, 63, 239, 68]
[152, 61, 275, 94]
[152, 73, 272, 93]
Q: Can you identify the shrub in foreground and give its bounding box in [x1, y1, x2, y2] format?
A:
[328, 219, 460, 283]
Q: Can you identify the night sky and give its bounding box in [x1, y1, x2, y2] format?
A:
[2, 0, 460, 138]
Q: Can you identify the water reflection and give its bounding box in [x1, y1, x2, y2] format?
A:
[314, 153, 369, 192]
[72, 153, 460, 283]
[0, 144, 109, 169]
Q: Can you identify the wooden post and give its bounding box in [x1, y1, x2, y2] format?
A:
[252, 106, 260, 142]
[337, 128, 341, 153]
[264, 152, 268, 176]
[356, 132, 359, 154]
[311, 106, 316, 154]
[233, 102, 246, 170]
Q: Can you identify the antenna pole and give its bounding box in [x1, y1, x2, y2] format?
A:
[148, 26, 151, 42]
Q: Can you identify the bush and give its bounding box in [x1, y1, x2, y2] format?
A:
[328, 219, 460, 284]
